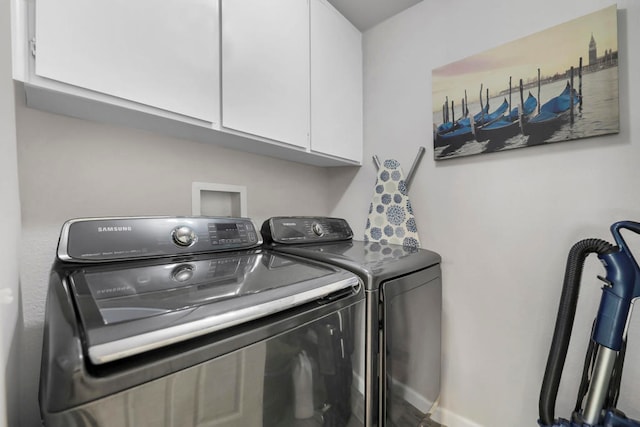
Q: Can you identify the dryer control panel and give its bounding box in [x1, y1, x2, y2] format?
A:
[58, 216, 261, 262]
[262, 216, 353, 244]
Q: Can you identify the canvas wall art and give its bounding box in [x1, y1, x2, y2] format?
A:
[432, 5, 619, 160]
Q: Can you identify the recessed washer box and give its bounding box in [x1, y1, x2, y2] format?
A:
[192, 182, 247, 217]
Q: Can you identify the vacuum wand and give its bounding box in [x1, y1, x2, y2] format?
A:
[539, 221, 640, 427]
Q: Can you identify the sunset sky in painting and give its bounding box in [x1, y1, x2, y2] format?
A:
[432, 5, 618, 111]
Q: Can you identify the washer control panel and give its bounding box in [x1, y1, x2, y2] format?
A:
[262, 217, 353, 244]
[58, 217, 262, 262]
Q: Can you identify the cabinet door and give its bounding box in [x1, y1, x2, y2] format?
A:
[35, 0, 219, 123]
[310, 0, 363, 162]
[221, 0, 310, 149]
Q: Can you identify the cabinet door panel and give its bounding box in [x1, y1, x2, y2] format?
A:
[35, 0, 219, 123]
[310, 0, 362, 162]
[221, 0, 309, 149]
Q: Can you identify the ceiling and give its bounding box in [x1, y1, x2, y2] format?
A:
[326, 0, 423, 32]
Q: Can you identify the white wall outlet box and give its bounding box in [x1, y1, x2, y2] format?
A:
[192, 182, 247, 218]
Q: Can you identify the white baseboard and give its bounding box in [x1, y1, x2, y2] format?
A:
[389, 376, 435, 413]
[431, 407, 484, 427]
[366, 376, 484, 427]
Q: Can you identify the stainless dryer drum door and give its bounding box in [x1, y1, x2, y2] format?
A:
[381, 265, 442, 426]
[42, 297, 366, 427]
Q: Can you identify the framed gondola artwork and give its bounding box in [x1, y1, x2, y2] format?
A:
[432, 5, 619, 160]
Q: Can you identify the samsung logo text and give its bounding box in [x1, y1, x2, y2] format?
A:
[98, 226, 133, 232]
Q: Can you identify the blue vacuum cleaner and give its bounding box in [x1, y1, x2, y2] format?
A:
[539, 221, 640, 427]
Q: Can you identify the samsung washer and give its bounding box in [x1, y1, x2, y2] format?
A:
[261, 217, 442, 427]
[40, 216, 365, 427]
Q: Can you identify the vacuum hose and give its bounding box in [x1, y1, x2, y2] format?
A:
[539, 238, 616, 426]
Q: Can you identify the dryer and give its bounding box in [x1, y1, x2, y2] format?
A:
[261, 217, 442, 427]
[40, 216, 365, 427]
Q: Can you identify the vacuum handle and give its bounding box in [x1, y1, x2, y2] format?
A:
[592, 221, 640, 351]
[609, 221, 640, 299]
[612, 220, 640, 239]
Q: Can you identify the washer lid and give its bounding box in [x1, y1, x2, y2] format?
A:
[66, 250, 360, 364]
[270, 240, 441, 291]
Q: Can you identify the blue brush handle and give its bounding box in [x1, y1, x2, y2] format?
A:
[594, 221, 640, 350]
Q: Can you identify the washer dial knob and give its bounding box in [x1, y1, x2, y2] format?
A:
[312, 222, 324, 237]
[172, 226, 196, 247]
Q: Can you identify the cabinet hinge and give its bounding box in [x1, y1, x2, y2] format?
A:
[29, 38, 36, 57]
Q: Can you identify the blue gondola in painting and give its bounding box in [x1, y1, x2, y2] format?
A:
[475, 92, 538, 150]
[521, 82, 581, 144]
[436, 102, 488, 135]
[434, 97, 509, 151]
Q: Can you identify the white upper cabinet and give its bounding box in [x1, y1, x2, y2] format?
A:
[220, 0, 310, 149]
[34, 0, 220, 123]
[13, 0, 362, 166]
[310, 0, 363, 162]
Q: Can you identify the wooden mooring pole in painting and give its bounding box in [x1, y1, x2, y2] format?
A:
[519, 79, 524, 114]
[509, 76, 512, 112]
[451, 100, 455, 123]
[537, 68, 541, 114]
[518, 78, 525, 133]
[579, 57, 583, 109]
[479, 84, 484, 122]
[445, 96, 449, 123]
[464, 90, 468, 116]
[484, 87, 489, 127]
[570, 66, 575, 124]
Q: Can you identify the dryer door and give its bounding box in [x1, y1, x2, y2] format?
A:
[381, 265, 442, 425]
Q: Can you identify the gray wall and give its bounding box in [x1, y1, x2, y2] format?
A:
[0, 0, 21, 425]
[12, 1, 640, 426]
[15, 93, 340, 426]
[330, 0, 640, 425]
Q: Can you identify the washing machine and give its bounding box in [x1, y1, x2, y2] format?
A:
[261, 217, 442, 427]
[39, 216, 366, 427]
